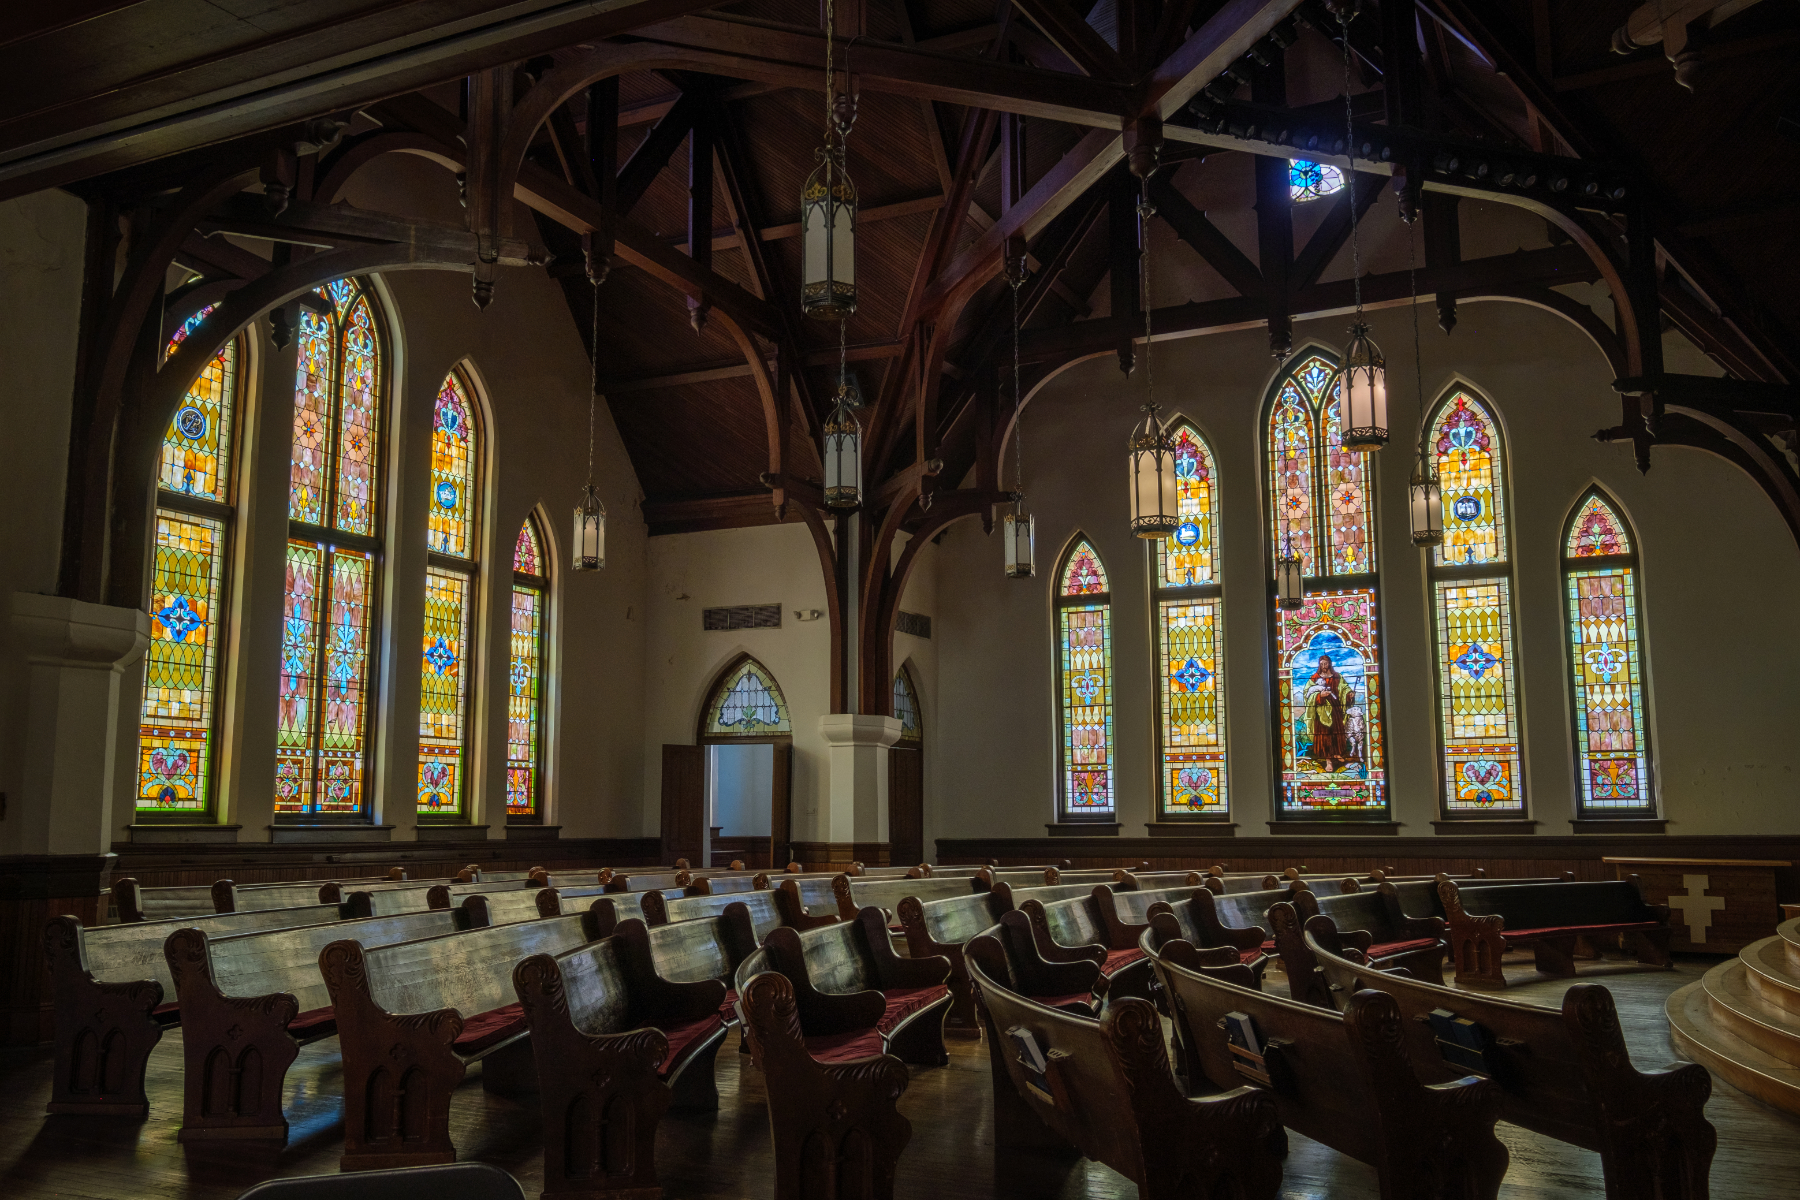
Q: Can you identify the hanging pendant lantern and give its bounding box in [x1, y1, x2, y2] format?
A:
[573, 483, 606, 570]
[822, 386, 862, 508]
[1128, 405, 1179, 538]
[1275, 537, 1305, 610]
[802, 0, 857, 319]
[1003, 501, 1036, 578]
[1409, 445, 1444, 547]
[1339, 322, 1389, 449]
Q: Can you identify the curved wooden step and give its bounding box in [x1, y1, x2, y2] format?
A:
[1744, 933, 1800, 1020]
[1669, 979, 1800, 1117]
[1702, 958, 1800, 1062]
[1779, 916, 1800, 972]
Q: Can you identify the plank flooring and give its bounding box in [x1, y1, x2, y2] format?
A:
[2, 955, 1796, 1199]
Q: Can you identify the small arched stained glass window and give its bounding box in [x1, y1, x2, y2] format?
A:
[428, 373, 479, 557]
[894, 668, 922, 745]
[1055, 537, 1113, 819]
[1153, 422, 1228, 820]
[1561, 489, 1652, 816]
[1290, 160, 1345, 202]
[705, 658, 792, 737]
[1568, 494, 1633, 557]
[514, 520, 543, 575]
[508, 515, 549, 821]
[1060, 541, 1108, 595]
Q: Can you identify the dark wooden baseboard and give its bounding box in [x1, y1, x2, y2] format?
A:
[791, 841, 891, 870]
[935, 833, 1800, 904]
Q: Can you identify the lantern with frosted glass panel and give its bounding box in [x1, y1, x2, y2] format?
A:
[573, 483, 605, 571]
[1276, 537, 1305, 610]
[1409, 444, 1444, 547]
[1128, 405, 1179, 538]
[802, 153, 857, 319]
[822, 389, 862, 508]
[1003, 499, 1035, 578]
[1338, 322, 1389, 449]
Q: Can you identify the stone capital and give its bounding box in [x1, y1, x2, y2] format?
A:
[12, 592, 149, 669]
[817, 713, 904, 750]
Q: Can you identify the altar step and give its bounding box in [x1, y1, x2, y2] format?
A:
[1668, 918, 1800, 1117]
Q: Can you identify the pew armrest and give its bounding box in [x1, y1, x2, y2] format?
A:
[897, 897, 959, 962]
[857, 908, 951, 990]
[1341, 929, 1375, 952]
[1188, 893, 1266, 951]
[762, 927, 887, 1035]
[1020, 901, 1107, 966]
[1091, 886, 1150, 951]
[615, 922, 729, 1025]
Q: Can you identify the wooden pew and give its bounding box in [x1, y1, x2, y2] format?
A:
[833, 872, 977, 923]
[534, 886, 649, 927]
[643, 903, 762, 1038]
[319, 913, 599, 1169]
[736, 969, 914, 1200]
[643, 886, 787, 940]
[1110, 869, 1211, 892]
[1146, 929, 1511, 1200]
[745, 906, 954, 1067]
[41, 900, 354, 1115]
[774, 878, 845, 930]
[1016, 885, 1173, 1001]
[898, 889, 1014, 1030]
[164, 906, 478, 1140]
[967, 931, 1286, 1200]
[110, 879, 216, 923]
[1436, 876, 1672, 987]
[967, 912, 1107, 1015]
[1278, 884, 1449, 996]
[1142, 890, 1276, 987]
[1306, 916, 1716, 1198]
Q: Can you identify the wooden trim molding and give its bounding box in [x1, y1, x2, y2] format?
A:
[1266, 822, 1404, 837]
[1046, 823, 1122, 837]
[1145, 823, 1237, 838]
[790, 841, 891, 869]
[1571, 819, 1668, 834]
[1431, 820, 1540, 836]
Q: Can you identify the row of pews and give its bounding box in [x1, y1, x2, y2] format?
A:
[42, 857, 1708, 1198]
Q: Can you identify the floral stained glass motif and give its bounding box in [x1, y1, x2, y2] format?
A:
[1290, 159, 1345, 202]
[289, 305, 333, 524]
[1158, 425, 1217, 587]
[1060, 541, 1108, 595]
[276, 541, 376, 814]
[1275, 588, 1387, 816]
[894, 669, 922, 744]
[419, 569, 471, 815]
[1268, 383, 1317, 574]
[507, 585, 544, 816]
[1322, 388, 1374, 575]
[137, 512, 228, 812]
[705, 659, 792, 736]
[1563, 492, 1651, 814]
[334, 297, 381, 535]
[1060, 603, 1114, 814]
[1433, 392, 1506, 567]
[1158, 598, 1226, 815]
[515, 520, 543, 575]
[160, 308, 235, 502]
[1434, 581, 1523, 812]
[429, 374, 478, 556]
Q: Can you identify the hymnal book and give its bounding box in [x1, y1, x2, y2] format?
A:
[1223, 1011, 1270, 1085]
[1429, 1008, 1494, 1075]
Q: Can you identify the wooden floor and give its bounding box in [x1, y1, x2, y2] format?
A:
[4, 955, 1797, 1199]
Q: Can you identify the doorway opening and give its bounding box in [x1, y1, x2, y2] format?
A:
[663, 655, 793, 868]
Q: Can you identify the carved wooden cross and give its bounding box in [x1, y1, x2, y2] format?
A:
[1666, 874, 1727, 945]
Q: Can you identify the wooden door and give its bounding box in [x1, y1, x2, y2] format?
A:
[660, 744, 704, 866]
[889, 746, 923, 866]
[769, 742, 792, 869]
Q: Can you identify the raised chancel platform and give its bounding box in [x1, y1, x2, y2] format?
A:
[1670, 916, 1800, 1117]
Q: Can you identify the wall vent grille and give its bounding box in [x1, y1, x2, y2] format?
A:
[896, 610, 932, 639]
[703, 604, 783, 631]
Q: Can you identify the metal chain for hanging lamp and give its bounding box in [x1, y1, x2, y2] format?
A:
[1335, 2, 1389, 450]
[573, 276, 607, 570]
[1407, 218, 1444, 546]
[1004, 254, 1034, 576]
[1127, 173, 1179, 539]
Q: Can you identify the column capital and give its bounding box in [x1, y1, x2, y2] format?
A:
[817, 713, 904, 749]
[11, 592, 148, 668]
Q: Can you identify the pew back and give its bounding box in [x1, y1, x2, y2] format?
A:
[841, 874, 975, 919]
[112, 879, 215, 923]
[655, 889, 784, 940]
[1447, 879, 1657, 927]
[78, 904, 346, 992]
[360, 914, 593, 1019]
[199, 909, 470, 1012]
[647, 909, 758, 989]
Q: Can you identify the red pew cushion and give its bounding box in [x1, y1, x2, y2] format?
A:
[1498, 921, 1661, 941]
[877, 985, 949, 1033]
[1238, 949, 1265, 965]
[1040, 992, 1097, 1014]
[1103, 948, 1145, 975]
[720, 988, 740, 1023]
[1367, 938, 1441, 958]
[454, 1003, 527, 1054]
[805, 1028, 886, 1063]
[655, 1015, 725, 1076]
[289, 1006, 337, 1036]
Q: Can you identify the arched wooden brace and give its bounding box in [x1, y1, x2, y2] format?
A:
[1635, 406, 1800, 546]
[65, 163, 263, 602]
[107, 241, 477, 610]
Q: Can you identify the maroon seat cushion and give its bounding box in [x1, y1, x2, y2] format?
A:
[876, 985, 948, 1033]
[1261, 939, 1277, 953]
[655, 1015, 725, 1076]
[1367, 938, 1442, 958]
[453, 1003, 527, 1055]
[1238, 949, 1264, 965]
[720, 988, 740, 1023]
[289, 1006, 336, 1036]
[1040, 992, 1097, 1014]
[1498, 921, 1660, 941]
[1103, 948, 1145, 975]
[153, 1001, 180, 1020]
[805, 1028, 886, 1063]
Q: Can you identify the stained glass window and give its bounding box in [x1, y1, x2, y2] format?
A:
[139, 316, 242, 818]
[894, 668, 922, 745]
[508, 516, 549, 820]
[705, 658, 791, 737]
[277, 278, 386, 818]
[1290, 159, 1345, 202]
[1057, 537, 1114, 819]
[418, 569, 471, 814]
[1563, 490, 1654, 815]
[1263, 352, 1389, 820]
[1425, 390, 1525, 817]
[1154, 423, 1228, 819]
[429, 374, 478, 557]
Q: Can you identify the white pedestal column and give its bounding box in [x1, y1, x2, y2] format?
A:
[817, 714, 903, 856]
[12, 593, 149, 855]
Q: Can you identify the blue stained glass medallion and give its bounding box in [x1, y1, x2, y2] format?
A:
[1454, 642, 1500, 679]
[1175, 521, 1201, 546]
[424, 636, 456, 675]
[155, 596, 203, 641]
[435, 480, 459, 510]
[1173, 657, 1211, 692]
[1452, 495, 1482, 521]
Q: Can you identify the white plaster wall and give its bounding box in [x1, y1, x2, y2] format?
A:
[643, 522, 832, 838]
[933, 298, 1800, 839]
[0, 190, 87, 855]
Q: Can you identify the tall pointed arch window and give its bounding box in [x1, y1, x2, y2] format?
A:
[276, 278, 385, 818]
[1152, 422, 1228, 819]
[1263, 352, 1389, 821]
[508, 517, 549, 821]
[1562, 490, 1655, 816]
[137, 308, 243, 818]
[893, 667, 922, 746]
[1056, 538, 1114, 820]
[419, 370, 483, 818]
[1426, 389, 1525, 818]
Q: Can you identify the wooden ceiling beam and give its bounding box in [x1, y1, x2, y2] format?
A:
[1289, 169, 1383, 289]
[616, 88, 705, 215]
[1137, 0, 1306, 120]
[1008, 0, 1131, 81]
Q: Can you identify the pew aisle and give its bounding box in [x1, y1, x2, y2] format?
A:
[1, 961, 1796, 1197]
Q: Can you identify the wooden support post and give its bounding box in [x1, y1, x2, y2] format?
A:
[688, 105, 715, 330]
[1252, 56, 1292, 358]
[1422, 192, 1460, 334]
[584, 76, 618, 284]
[464, 66, 513, 308]
[1108, 170, 1140, 376]
[1000, 113, 1028, 215]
